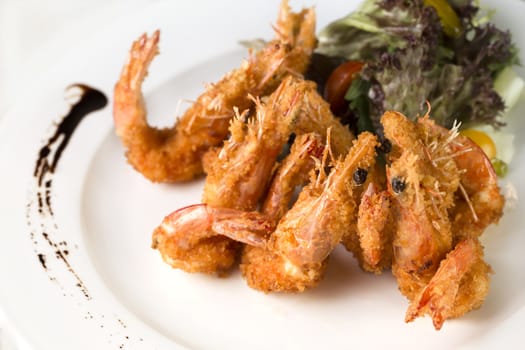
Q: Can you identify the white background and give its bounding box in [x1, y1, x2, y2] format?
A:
[1, 1, 524, 349]
[0, 2, 152, 348]
[0, 0, 152, 119]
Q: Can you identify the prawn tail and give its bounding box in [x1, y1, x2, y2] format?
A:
[113, 30, 160, 140]
[212, 211, 275, 247]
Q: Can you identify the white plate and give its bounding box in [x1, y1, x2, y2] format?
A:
[1, 0, 525, 349]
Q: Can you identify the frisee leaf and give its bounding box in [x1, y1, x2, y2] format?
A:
[345, 78, 374, 133]
[315, 0, 519, 131]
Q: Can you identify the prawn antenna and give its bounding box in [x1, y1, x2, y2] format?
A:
[271, 24, 289, 43]
[324, 127, 335, 165]
[422, 100, 432, 119]
[448, 120, 461, 143]
[458, 182, 479, 223]
[232, 106, 249, 123]
[259, 57, 286, 89]
[314, 127, 335, 188]
[284, 66, 303, 78]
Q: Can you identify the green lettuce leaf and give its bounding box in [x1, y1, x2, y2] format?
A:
[315, 0, 519, 131]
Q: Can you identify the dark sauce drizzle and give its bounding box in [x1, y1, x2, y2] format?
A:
[34, 84, 108, 187]
[26, 84, 146, 347]
[27, 84, 107, 301]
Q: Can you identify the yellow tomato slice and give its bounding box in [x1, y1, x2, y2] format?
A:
[423, 0, 462, 38]
[460, 129, 497, 160]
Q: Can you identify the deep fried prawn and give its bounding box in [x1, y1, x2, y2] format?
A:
[113, 0, 316, 182]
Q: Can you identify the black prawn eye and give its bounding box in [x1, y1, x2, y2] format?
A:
[353, 168, 368, 185]
[391, 177, 406, 193]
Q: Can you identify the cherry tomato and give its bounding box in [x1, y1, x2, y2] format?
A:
[323, 61, 364, 116]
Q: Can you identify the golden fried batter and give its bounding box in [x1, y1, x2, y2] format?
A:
[152, 76, 304, 274]
[113, 0, 316, 182]
[382, 111, 503, 329]
[202, 76, 305, 211]
[241, 132, 379, 292]
[406, 238, 491, 330]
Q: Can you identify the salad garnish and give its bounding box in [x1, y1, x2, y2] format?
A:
[310, 0, 523, 174]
